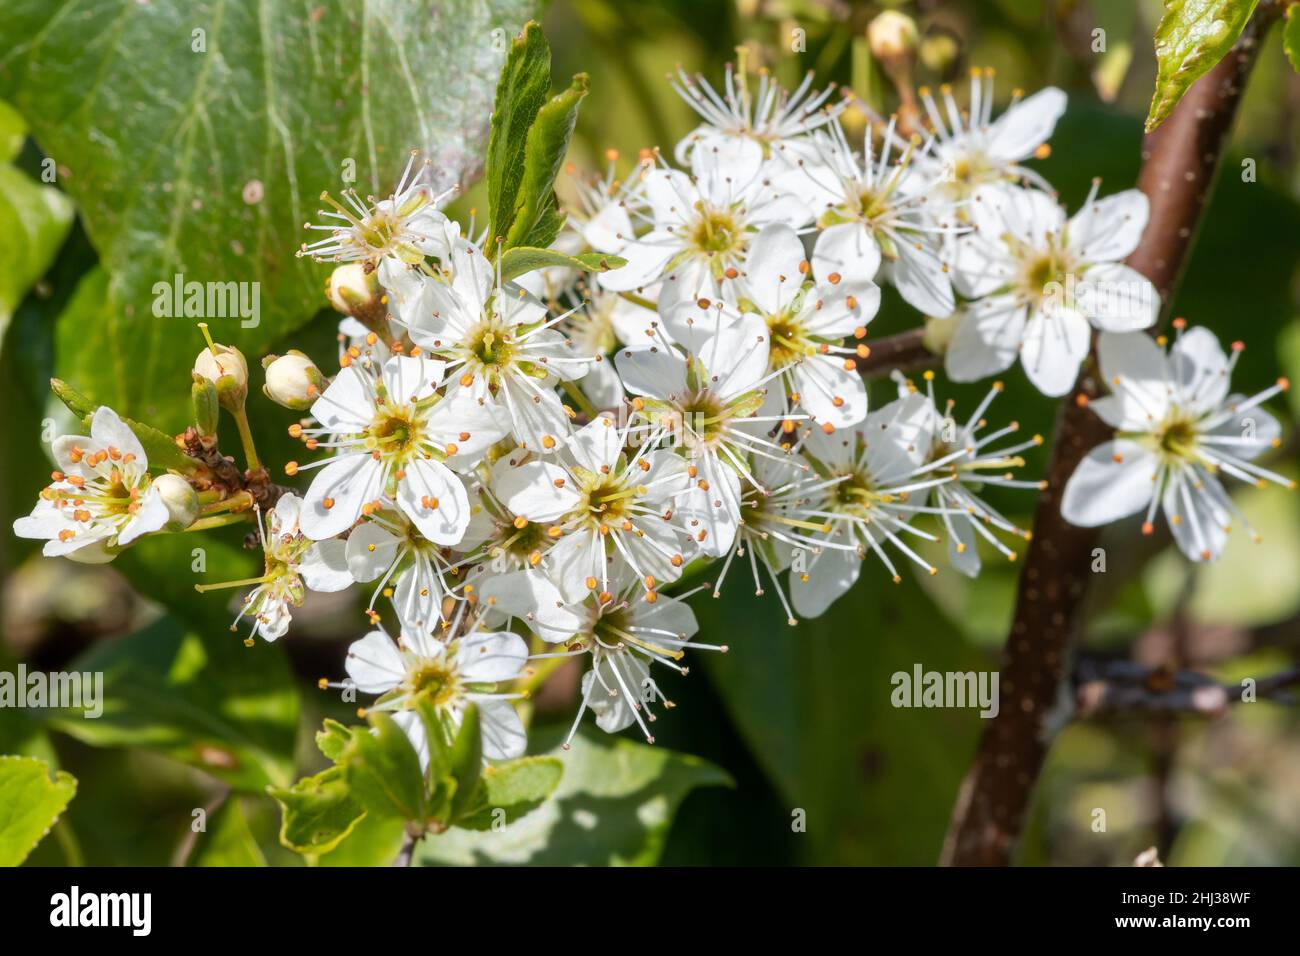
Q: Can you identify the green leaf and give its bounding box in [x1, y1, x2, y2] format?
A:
[504, 73, 589, 251]
[268, 765, 365, 855]
[498, 247, 627, 282]
[1285, 4, 1300, 72]
[452, 755, 562, 830]
[487, 21, 553, 247]
[446, 704, 484, 821]
[1145, 0, 1258, 132]
[0, 755, 76, 866]
[192, 797, 268, 866]
[343, 712, 426, 823]
[315, 808, 406, 866]
[0, 158, 74, 348]
[416, 732, 727, 865]
[0, 100, 24, 161]
[700, 572, 985, 865]
[316, 719, 353, 762]
[40, 616, 299, 792]
[0, 0, 535, 433]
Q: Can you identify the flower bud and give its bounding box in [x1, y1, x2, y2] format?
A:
[326, 262, 386, 328]
[262, 351, 327, 410]
[153, 474, 200, 531]
[923, 309, 961, 355]
[868, 10, 919, 64]
[193, 338, 249, 411]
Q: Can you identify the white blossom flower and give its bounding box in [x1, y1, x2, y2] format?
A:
[344, 506, 463, 632]
[292, 351, 506, 543]
[789, 392, 960, 617]
[1061, 326, 1293, 562]
[706, 453, 848, 625]
[948, 182, 1157, 396]
[14, 407, 174, 561]
[793, 117, 965, 318]
[675, 223, 877, 430]
[490, 415, 692, 602]
[617, 313, 800, 556]
[199, 493, 352, 642]
[339, 614, 529, 764]
[597, 139, 812, 312]
[900, 372, 1043, 576]
[481, 571, 724, 746]
[671, 65, 845, 167]
[394, 236, 592, 452]
[912, 69, 1067, 202]
[297, 151, 453, 296]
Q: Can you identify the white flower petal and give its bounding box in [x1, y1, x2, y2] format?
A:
[345, 630, 406, 694]
[396, 459, 471, 546]
[1060, 439, 1158, 526]
[1019, 307, 1090, 397]
[986, 87, 1067, 161]
[299, 453, 385, 540]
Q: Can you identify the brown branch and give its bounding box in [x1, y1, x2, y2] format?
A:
[939, 7, 1280, 867]
[856, 327, 937, 379]
[1074, 661, 1300, 717]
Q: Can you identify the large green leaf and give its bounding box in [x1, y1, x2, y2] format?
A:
[415, 730, 729, 866]
[698, 571, 985, 866]
[0, 0, 534, 433]
[0, 106, 74, 345]
[39, 616, 299, 792]
[0, 755, 76, 866]
[1145, 0, 1258, 132]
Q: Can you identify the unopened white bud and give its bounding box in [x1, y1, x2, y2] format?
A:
[153, 474, 200, 531]
[326, 262, 384, 325]
[193, 341, 249, 410]
[263, 352, 327, 410]
[868, 10, 918, 63]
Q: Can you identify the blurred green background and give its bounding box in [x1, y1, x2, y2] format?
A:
[3, 0, 1300, 866]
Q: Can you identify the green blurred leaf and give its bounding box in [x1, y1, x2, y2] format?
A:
[1145, 0, 1258, 132]
[0, 755, 76, 866]
[0, 100, 23, 161]
[0, 0, 534, 433]
[699, 573, 984, 865]
[268, 765, 365, 855]
[192, 797, 267, 866]
[0, 158, 74, 348]
[343, 712, 425, 823]
[1285, 5, 1300, 72]
[499, 246, 626, 281]
[453, 755, 562, 830]
[416, 731, 728, 865]
[41, 616, 298, 792]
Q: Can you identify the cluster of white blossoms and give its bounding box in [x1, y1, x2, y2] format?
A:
[14, 66, 1289, 762]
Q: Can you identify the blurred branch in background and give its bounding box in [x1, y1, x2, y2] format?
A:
[941, 1, 1285, 867]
